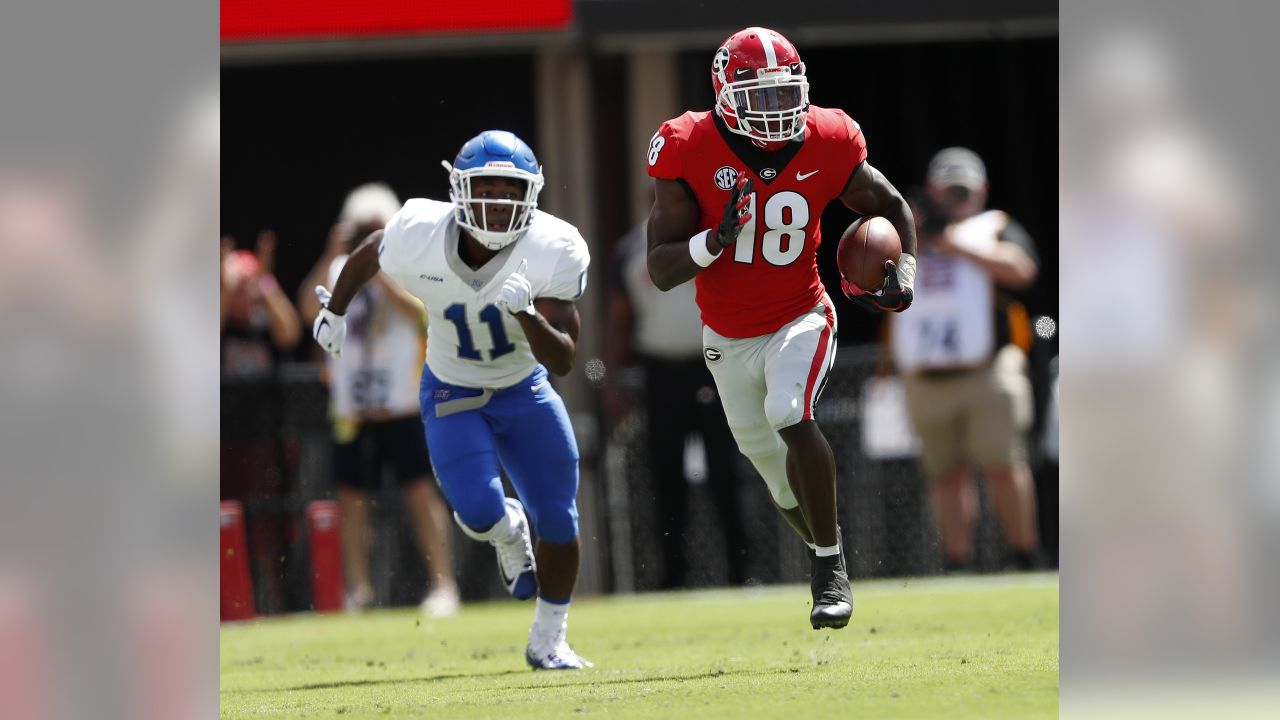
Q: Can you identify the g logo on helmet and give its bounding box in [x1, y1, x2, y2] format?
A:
[712, 47, 730, 85]
[704, 347, 723, 363]
[713, 166, 738, 191]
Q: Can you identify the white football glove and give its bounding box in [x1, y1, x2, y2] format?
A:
[495, 259, 536, 316]
[312, 285, 347, 357]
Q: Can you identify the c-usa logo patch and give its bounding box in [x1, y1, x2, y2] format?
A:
[704, 347, 723, 363]
[713, 166, 738, 190]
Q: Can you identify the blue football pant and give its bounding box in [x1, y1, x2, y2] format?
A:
[419, 365, 580, 544]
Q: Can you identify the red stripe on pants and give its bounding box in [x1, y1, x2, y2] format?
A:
[802, 298, 836, 420]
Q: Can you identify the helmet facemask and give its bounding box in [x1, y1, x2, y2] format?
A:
[444, 162, 544, 250]
[718, 65, 810, 143]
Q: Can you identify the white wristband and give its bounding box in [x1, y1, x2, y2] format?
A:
[896, 253, 917, 289]
[688, 229, 721, 268]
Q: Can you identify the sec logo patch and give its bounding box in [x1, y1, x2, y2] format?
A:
[713, 166, 738, 190]
[704, 347, 723, 363]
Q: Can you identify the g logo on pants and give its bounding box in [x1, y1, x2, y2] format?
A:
[704, 347, 723, 363]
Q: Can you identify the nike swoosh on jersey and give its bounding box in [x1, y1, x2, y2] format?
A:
[796, 170, 820, 181]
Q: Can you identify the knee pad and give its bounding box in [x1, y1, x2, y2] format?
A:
[763, 390, 802, 431]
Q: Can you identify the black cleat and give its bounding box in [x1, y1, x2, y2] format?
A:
[809, 551, 853, 629]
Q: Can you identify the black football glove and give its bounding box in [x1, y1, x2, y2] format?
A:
[843, 256, 916, 313]
[714, 174, 754, 248]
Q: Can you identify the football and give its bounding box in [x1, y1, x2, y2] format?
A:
[837, 216, 902, 293]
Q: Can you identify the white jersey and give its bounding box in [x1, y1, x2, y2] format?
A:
[893, 210, 1007, 372]
[326, 255, 425, 420]
[378, 198, 590, 389]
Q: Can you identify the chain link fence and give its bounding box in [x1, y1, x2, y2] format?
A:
[602, 343, 1009, 593]
[221, 366, 543, 614]
[222, 344, 1017, 613]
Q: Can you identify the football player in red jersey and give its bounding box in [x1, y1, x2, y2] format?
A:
[646, 27, 917, 629]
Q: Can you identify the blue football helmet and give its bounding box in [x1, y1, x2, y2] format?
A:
[443, 130, 544, 250]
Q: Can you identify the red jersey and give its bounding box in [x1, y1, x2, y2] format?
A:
[646, 105, 868, 338]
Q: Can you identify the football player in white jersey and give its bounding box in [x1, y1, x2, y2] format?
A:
[312, 131, 591, 670]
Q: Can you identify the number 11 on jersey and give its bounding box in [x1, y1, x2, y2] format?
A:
[444, 303, 516, 361]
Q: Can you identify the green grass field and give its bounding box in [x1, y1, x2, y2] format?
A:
[221, 572, 1058, 719]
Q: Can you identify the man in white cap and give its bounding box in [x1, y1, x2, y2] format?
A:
[890, 147, 1044, 572]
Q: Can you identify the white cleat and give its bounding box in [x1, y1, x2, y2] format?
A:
[494, 498, 538, 600]
[525, 639, 593, 670]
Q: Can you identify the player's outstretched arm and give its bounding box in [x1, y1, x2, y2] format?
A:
[516, 298, 580, 376]
[312, 230, 385, 357]
[297, 222, 357, 323]
[326, 230, 383, 314]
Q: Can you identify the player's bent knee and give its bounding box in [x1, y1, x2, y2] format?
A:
[531, 504, 579, 545]
[763, 392, 802, 430]
[448, 487, 508, 540]
[433, 468, 506, 536]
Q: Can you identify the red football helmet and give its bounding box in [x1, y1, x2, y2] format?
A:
[711, 27, 810, 144]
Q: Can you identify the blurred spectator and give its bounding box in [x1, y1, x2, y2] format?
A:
[297, 183, 459, 616]
[889, 148, 1043, 571]
[603, 219, 748, 588]
[220, 230, 301, 375]
[220, 229, 301, 611]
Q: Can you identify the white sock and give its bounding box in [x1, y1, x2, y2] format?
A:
[814, 544, 840, 558]
[494, 503, 522, 541]
[531, 597, 569, 648]
[455, 504, 517, 543]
